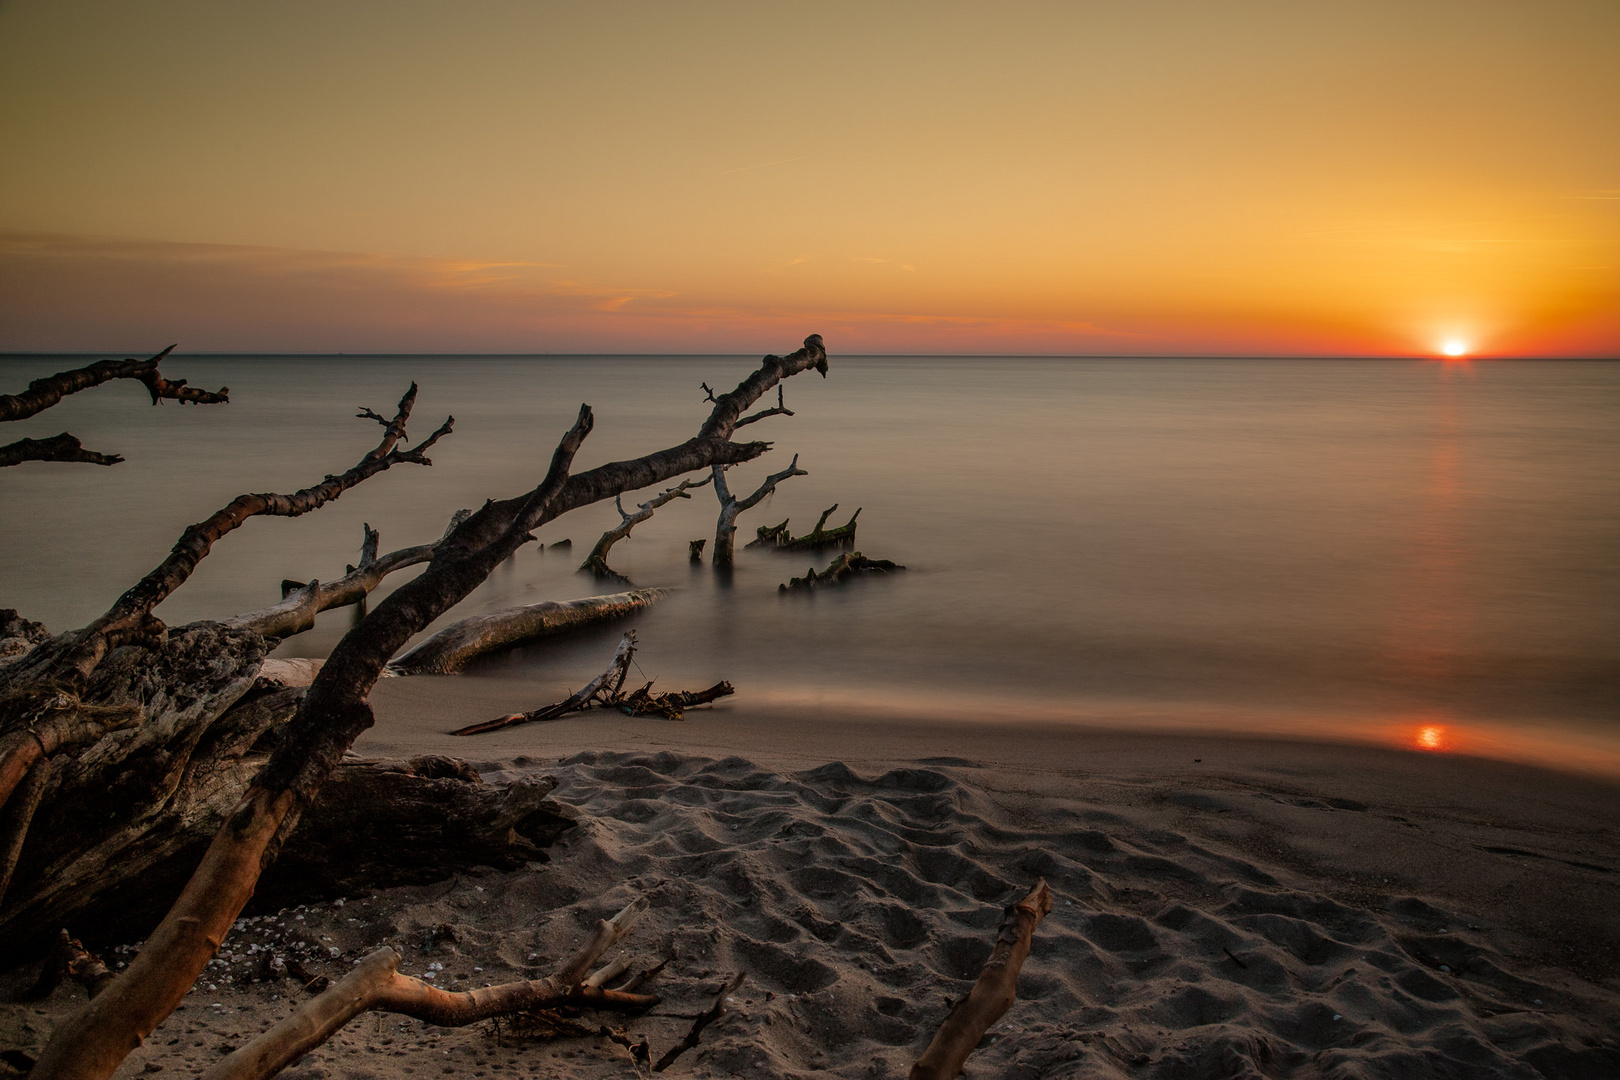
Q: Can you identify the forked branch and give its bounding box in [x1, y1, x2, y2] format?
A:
[710, 454, 807, 567]
[581, 475, 713, 581]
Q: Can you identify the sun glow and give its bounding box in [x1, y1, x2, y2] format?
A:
[1414, 725, 1453, 752]
[1439, 340, 1469, 358]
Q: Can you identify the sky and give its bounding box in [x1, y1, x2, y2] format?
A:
[1, 0, 1617, 356]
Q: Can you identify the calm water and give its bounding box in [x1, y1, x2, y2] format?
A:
[3, 355, 1617, 774]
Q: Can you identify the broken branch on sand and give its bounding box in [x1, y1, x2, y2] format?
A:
[909, 879, 1052, 1080]
[449, 630, 735, 735]
[200, 898, 657, 1080]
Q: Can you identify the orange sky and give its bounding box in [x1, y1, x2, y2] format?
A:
[2, 1, 1617, 355]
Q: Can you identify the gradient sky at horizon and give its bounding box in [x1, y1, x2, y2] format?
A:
[2, 0, 1617, 356]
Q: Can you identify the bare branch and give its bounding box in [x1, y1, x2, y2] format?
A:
[0, 346, 227, 424]
[710, 454, 807, 567]
[0, 433, 123, 468]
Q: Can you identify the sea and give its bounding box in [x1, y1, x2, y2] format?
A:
[2, 354, 1616, 776]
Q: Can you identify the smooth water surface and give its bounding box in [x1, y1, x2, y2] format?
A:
[2, 355, 1616, 774]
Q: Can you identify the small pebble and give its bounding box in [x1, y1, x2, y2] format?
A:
[1333, 1014, 1342, 1020]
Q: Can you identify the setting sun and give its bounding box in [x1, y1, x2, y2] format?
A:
[1440, 340, 1469, 358]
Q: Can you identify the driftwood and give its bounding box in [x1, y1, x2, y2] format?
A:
[26, 334, 828, 1080]
[709, 454, 807, 568]
[909, 880, 1052, 1080]
[0, 346, 229, 467]
[688, 539, 706, 562]
[200, 898, 656, 1080]
[749, 503, 861, 552]
[450, 631, 734, 735]
[581, 475, 712, 583]
[386, 589, 667, 676]
[780, 551, 904, 593]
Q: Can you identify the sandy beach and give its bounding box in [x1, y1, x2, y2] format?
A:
[5, 679, 1617, 1079]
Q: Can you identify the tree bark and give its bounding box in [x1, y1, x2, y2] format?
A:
[386, 589, 666, 676]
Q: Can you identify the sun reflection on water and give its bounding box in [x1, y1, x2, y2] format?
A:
[1414, 724, 1453, 752]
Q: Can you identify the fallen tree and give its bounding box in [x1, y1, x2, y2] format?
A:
[17, 334, 830, 1080]
[0, 345, 229, 467]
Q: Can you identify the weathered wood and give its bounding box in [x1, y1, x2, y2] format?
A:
[780, 551, 904, 593]
[581, 475, 712, 583]
[617, 680, 735, 720]
[710, 454, 807, 567]
[387, 589, 666, 676]
[0, 433, 124, 468]
[908, 880, 1051, 1080]
[201, 899, 654, 1080]
[0, 346, 226, 424]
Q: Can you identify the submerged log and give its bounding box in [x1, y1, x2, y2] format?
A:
[780, 551, 904, 593]
[748, 504, 860, 552]
[386, 589, 668, 676]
